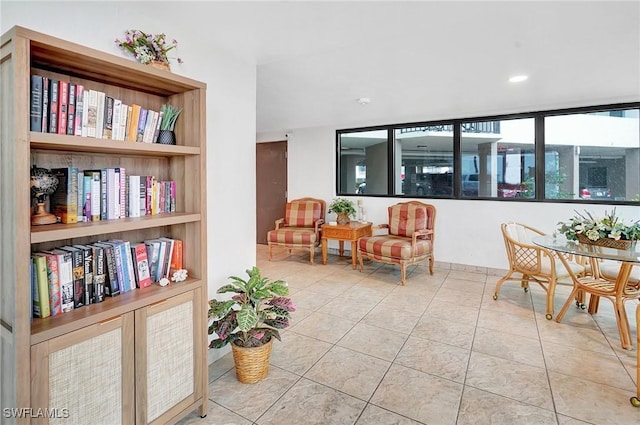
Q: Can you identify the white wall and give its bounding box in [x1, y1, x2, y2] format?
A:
[259, 126, 640, 271]
[2, 2, 258, 330]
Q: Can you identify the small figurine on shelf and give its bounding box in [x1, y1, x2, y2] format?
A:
[171, 269, 188, 283]
[30, 166, 59, 225]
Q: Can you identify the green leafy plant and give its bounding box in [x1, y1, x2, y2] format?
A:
[208, 267, 296, 349]
[159, 104, 182, 131]
[115, 29, 183, 65]
[557, 208, 640, 242]
[328, 197, 357, 217]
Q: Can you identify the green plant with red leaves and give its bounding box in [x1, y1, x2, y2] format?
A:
[208, 267, 296, 349]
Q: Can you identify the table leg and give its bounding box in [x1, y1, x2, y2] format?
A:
[339, 240, 345, 257]
[633, 304, 640, 406]
[350, 240, 357, 269]
[321, 238, 328, 265]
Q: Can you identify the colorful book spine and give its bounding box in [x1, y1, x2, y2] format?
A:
[86, 89, 98, 138]
[117, 167, 126, 219]
[66, 83, 76, 135]
[57, 80, 68, 135]
[74, 84, 84, 136]
[89, 244, 106, 303]
[50, 167, 79, 224]
[131, 242, 152, 288]
[43, 253, 62, 316]
[41, 76, 49, 133]
[31, 254, 51, 318]
[136, 108, 148, 143]
[30, 75, 44, 132]
[60, 246, 85, 309]
[73, 244, 94, 305]
[48, 79, 59, 134]
[169, 239, 183, 274]
[46, 250, 74, 313]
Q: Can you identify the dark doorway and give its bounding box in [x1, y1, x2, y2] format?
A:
[256, 141, 287, 244]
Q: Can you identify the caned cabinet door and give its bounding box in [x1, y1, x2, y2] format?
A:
[135, 289, 204, 425]
[30, 313, 135, 425]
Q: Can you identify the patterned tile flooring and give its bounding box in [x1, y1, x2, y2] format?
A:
[179, 245, 640, 425]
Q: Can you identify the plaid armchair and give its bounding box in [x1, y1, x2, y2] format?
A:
[267, 197, 326, 264]
[357, 201, 436, 285]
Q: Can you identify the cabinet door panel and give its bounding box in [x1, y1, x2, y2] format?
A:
[31, 313, 134, 425]
[135, 289, 203, 425]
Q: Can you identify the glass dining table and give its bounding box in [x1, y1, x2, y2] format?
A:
[532, 235, 640, 407]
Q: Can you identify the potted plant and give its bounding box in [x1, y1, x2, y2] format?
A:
[557, 208, 640, 249]
[115, 29, 183, 70]
[328, 197, 357, 225]
[208, 266, 296, 383]
[156, 104, 182, 144]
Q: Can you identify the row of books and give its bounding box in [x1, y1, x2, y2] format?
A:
[31, 237, 183, 319]
[49, 167, 176, 224]
[30, 74, 166, 143]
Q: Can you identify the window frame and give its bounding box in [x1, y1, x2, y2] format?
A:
[336, 102, 640, 205]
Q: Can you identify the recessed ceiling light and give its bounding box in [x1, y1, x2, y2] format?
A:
[509, 75, 528, 83]
[356, 97, 371, 105]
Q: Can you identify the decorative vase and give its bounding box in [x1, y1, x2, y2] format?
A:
[148, 60, 170, 72]
[230, 339, 273, 383]
[336, 212, 350, 225]
[156, 129, 176, 145]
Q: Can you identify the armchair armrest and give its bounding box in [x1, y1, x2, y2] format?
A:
[274, 218, 285, 230]
[411, 229, 434, 247]
[371, 224, 390, 235]
[314, 218, 325, 234]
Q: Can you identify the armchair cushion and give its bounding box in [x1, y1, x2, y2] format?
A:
[268, 228, 318, 246]
[285, 200, 322, 227]
[358, 236, 432, 261]
[389, 203, 428, 237]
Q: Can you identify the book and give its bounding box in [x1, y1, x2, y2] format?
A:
[50, 167, 79, 224]
[124, 105, 133, 141]
[39, 252, 62, 316]
[59, 246, 85, 309]
[143, 110, 157, 143]
[169, 239, 183, 274]
[66, 83, 76, 135]
[158, 237, 175, 279]
[144, 239, 162, 283]
[48, 79, 59, 134]
[84, 170, 101, 221]
[152, 111, 164, 143]
[30, 75, 44, 132]
[106, 241, 127, 293]
[30, 258, 35, 322]
[111, 98, 121, 140]
[100, 168, 108, 220]
[80, 89, 89, 137]
[130, 242, 152, 288]
[105, 168, 119, 220]
[57, 80, 68, 135]
[93, 242, 120, 297]
[136, 108, 148, 142]
[45, 249, 74, 313]
[102, 96, 114, 139]
[117, 167, 126, 219]
[73, 244, 94, 305]
[95, 91, 106, 139]
[139, 175, 148, 216]
[127, 104, 141, 142]
[74, 84, 84, 136]
[111, 240, 135, 292]
[31, 254, 51, 318]
[41, 76, 49, 133]
[82, 175, 91, 222]
[86, 89, 98, 137]
[128, 175, 141, 218]
[86, 244, 106, 303]
[76, 170, 85, 222]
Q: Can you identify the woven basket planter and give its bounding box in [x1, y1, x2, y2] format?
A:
[231, 339, 273, 383]
[576, 233, 637, 250]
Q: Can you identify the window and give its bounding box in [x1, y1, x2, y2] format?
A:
[336, 103, 640, 203]
[338, 129, 388, 195]
[393, 125, 454, 197]
[544, 108, 640, 201]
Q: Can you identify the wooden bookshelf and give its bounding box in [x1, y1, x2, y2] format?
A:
[1, 26, 208, 424]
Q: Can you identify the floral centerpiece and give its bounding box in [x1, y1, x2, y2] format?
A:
[328, 197, 357, 225]
[557, 209, 640, 249]
[115, 30, 183, 68]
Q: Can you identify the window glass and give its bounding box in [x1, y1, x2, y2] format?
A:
[338, 129, 388, 195]
[545, 109, 640, 201]
[460, 118, 535, 198]
[393, 125, 454, 196]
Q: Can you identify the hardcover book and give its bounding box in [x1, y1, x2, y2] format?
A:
[74, 84, 85, 136]
[59, 246, 86, 309]
[31, 254, 51, 318]
[66, 83, 76, 135]
[30, 75, 44, 132]
[87, 244, 106, 303]
[41, 76, 49, 133]
[169, 239, 183, 274]
[95, 91, 106, 139]
[127, 104, 141, 142]
[103, 96, 114, 139]
[45, 249, 75, 313]
[73, 244, 94, 305]
[39, 252, 62, 316]
[84, 170, 101, 221]
[111, 98, 121, 140]
[57, 80, 68, 135]
[93, 242, 120, 297]
[131, 242, 152, 288]
[50, 167, 79, 224]
[48, 78, 59, 134]
[136, 108, 148, 143]
[86, 89, 98, 138]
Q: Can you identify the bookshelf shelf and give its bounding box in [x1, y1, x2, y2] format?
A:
[1, 26, 208, 424]
[31, 212, 202, 243]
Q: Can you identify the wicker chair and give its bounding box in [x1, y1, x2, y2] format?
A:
[357, 201, 436, 285]
[493, 222, 589, 320]
[267, 197, 325, 264]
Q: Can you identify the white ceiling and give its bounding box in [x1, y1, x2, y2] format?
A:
[155, 1, 639, 133]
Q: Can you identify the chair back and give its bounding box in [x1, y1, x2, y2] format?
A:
[284, 198, 325, 227]
[388, 201, 435, 238]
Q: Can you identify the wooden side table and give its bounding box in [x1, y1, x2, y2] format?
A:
[321, 221, 373, 269]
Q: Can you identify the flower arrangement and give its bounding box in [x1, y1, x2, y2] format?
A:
[328, 197, 357, 217]
[208, 267, 296, 349]
[557, 209, 640, 243]
[115, 30, 183, 66]
[159, 104, 182, 131]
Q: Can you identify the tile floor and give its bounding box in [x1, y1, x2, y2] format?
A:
[179, 245, 640, 425]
